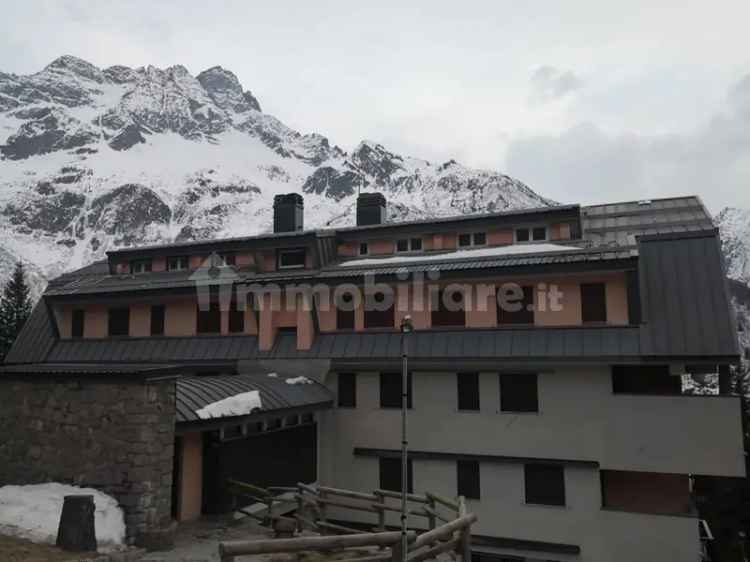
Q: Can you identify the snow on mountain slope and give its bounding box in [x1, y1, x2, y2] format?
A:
[0, 56, 551, 291]
[716, 207, 750, 286]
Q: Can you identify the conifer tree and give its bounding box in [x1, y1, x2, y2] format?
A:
[0, 261, 32, 362]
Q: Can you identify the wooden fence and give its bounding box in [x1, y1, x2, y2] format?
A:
[219, 482, 477, 562]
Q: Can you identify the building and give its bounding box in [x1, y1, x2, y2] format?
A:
[0, 193, 744, 560]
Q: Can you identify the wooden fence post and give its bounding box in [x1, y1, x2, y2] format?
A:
[458, 526, 472, 562]
[426, 496, 436, 530]
[375, 491, 386, 532]
[318, 488, 328, 532]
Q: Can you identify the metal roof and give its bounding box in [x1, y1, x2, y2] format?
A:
[45, 334, 259, 364]
[581, 196, 714, 247]
[638, 230, 739, 357]
[4, 299, 58, 364]
[176, 372, 333, 424]
[0, 362, 179, 375]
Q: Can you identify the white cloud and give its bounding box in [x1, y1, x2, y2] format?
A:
[529, 66, 584, 104]
[505, 74, 750, 212]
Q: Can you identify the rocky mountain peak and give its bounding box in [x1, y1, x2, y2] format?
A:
[42, 55, 105, 84]
[0, 55, 553, 294]
[197, 65, 260, 112]
[716, 207, 750, 285]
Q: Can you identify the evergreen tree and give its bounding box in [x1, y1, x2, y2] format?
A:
[0, 261, 32, 362]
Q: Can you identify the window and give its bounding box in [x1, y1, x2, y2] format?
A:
[150, 305, 165, 335]
[457, 372, 480, 411]
[108, 307, 130, 336]
[380, 371, 412, 408]
[581, 283, 607, 323]
[364, 289, 395, 329]
[130, 259, 152, 274]
[219, 253, 236, 266]
[277, 248, 306, 269]
[228, 296, 244, 333]
[532, 227, 547, 241]
[197, 302, 221, 333]
[380, 457, 413, 493]
[338, 373, 357, 407]
[498, 285, 534, 324]
[611, 365, 681, 395]
[359, 242, 369, 256]
[71, 309, 85, 338]
[458, 232, 486, 247]
[167, 256, 188, 271]
[515, 228, 530, 243]
[396, 238, 423, 252]
[336, 291, 355, 330]
[457, 460, 480, 499]
[431, 288, 465, 327]
[500, 373, 538, 412]
[525, 463, 565, 506]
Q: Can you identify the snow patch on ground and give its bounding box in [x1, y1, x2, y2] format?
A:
[285, 376, 313, 385]
[0, 482, 125, 547]
[339, 243, 583, 268]
[195, 390, 263, 419]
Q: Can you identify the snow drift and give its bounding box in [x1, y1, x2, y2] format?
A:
[0, 482, 126, 547]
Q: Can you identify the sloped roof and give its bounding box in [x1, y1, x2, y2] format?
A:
[176, 372, 333, 424]
[3, 299, 58, 364]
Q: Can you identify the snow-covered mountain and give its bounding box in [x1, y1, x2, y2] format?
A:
[0, 55, 551, 293]
[716, 207, 750, 286]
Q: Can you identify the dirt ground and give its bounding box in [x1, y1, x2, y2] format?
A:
[0, 534, 101, 562]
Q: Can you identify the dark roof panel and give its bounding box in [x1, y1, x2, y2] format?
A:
[175, 372, 333, 424]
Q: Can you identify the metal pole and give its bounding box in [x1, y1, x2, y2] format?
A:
[400, 317, 410, 562]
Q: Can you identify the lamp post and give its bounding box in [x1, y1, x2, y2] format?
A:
[400, 315, 413, 562]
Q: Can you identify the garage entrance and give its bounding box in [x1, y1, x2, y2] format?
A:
[202, 422, 317, 514]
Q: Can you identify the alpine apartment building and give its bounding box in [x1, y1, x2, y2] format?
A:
[0, 192, 744, 561]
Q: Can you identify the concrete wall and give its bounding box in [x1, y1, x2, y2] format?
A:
[317, 368, 742, 560]
[0, 377, 176, 546]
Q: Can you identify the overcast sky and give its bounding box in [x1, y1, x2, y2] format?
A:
[2, 1, 749, 211]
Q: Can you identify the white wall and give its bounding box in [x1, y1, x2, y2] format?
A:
[317, 367, 733, 561]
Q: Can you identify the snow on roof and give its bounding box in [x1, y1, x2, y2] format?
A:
[195, 390, 263, 419]
[338, 243, 583, 268]
[285, 376, 313, 385]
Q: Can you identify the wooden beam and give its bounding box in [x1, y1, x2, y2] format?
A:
[412, 513, 477, 550]
[219, 530, 416, 557]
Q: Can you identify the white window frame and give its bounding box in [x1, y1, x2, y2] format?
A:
[458, 232, 487, 248]
[515, 226, 548, 243]
[130, 259, 152, 274]
[167, 256, 188, 271]
[396, 237, 423, 253]
[277, 248, 306, 270]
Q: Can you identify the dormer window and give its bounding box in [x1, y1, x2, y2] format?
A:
[277, 248, 306, 269]
[458, 232, 486, 248]
[130, 259, 152, 274]
[515, 227, 547, 243]
[396, 238, 423, 253]
[167, 256, 188, 271]
[359, 242, 369, 256]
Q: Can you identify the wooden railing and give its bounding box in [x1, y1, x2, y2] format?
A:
[219, 482, 477, 562]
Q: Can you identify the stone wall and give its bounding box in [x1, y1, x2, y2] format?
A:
[0, 376, 176, 546]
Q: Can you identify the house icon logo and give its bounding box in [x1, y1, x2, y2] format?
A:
[189, 252, 241, 311]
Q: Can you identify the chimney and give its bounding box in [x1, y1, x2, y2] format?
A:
[356, 192, 386, 226]
[273, 193, 304, 233]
